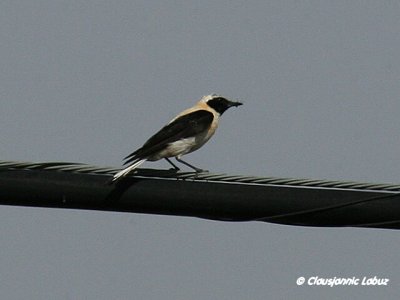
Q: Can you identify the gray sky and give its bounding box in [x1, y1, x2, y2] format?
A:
[1, 1, 400, 299]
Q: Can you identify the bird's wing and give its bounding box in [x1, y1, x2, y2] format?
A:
[124, 110, 214, 164]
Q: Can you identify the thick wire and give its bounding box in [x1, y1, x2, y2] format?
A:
[1, 160, 400, 192]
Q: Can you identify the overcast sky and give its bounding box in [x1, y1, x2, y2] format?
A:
[1, 1, 400, 299]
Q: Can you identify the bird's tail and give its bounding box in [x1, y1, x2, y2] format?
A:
[110, 158, 147, 184]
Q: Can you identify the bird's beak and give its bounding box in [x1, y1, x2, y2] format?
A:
[228, 100, 243, 107]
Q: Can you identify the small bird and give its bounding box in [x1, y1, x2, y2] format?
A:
[111, 94, 242, 183]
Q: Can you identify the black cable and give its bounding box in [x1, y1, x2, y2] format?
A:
[1, 160, 400, 229]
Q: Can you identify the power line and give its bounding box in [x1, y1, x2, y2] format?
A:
[1, 160, 400, 229]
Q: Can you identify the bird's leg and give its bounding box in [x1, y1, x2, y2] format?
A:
[165, 158, 180, 171]
[175, 157, 206, 172]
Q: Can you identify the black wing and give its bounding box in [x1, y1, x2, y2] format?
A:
[124, 110, 214, 164]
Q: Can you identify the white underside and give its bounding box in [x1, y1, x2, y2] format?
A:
[149, 137, 197, 161]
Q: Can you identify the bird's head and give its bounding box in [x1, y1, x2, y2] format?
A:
[200, 94, 243, 115]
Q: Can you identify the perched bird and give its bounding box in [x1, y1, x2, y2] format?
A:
[111, 94, 242, 183]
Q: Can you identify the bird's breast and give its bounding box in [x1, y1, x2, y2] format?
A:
[148, 111, 219, 160]
[190, 122, 217, 152]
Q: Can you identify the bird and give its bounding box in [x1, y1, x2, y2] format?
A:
[110, 94, 242, 183]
